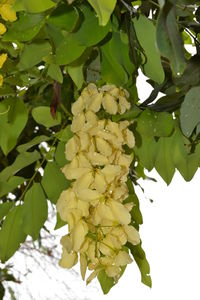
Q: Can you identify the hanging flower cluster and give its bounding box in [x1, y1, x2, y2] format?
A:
[56, 84, 140, 285]
[0, 0, 17, 87]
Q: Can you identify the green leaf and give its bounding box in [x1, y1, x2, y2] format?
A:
[41, 162, 70, 204]
[0, 205, 26, 263]
[172, 128, 200, 181]
[47, 4, 79, 32]
[14, 0, 56, 13]
[18, 42, 52, 70]
[54, 213, 67, 230]
[87, 0, 117, 26]
[180, 86, 200, 137]
[0, 151, 40, 181]
[58, 125, 73, 142]
[128, 242, 152, 288]
[97, 270, 115, 294]
[3, 13, 46, 42]
[137, 110, 174, 137]
[32, 106, 61, 128]
[101, 33, 128, 86]
[75, 5, 110, 47]
[0, 202, 13, 221]
[55, 33, 86, 65]
[0, 176, 25, 198]
[134, 136, 158, 171]
[156, 3, 186, 76]
[47, 64, 63, 83]
[154, 136, 175, 184]
[17, 135, 51, 153]
[112, 106, 141, 122]
[23, 183, 48, 240]
[0, 98, 28, 155]
[133, 15, 165, 84]
[55, 142, 68, 167]
[68, 64, 84, 90]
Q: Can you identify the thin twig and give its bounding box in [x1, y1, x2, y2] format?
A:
[120, 0, 137, 16]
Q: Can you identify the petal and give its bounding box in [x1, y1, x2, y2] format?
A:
[102, 93, 118, 115]
[76, 188, 101, 202]
[96, 137, 112, 157]
[71, 112, 85, 132]
[65, 136, 80, 161]
[0, 4, 17, 22]
[78, 131, 90, 151]
[60, 235, 73, 253]
[101, 165, 121, 183]
[74, 172, 94, 191]
[88, 93, 103, 112]
[105, 265, 121, 277]
[80, 253, 87, 280]
[118, 96, 131, 114]
[59, 249, 78, 269]
[87, 151, 109, 166]
[115, 251, 132, 266]
[86, 269, 99, 285]
[124, 128, 135, 148]
[71, 96, 85, 116]
[94, 171, 107, 193]
[0, 53, 7, 68]
[124, 225, 140, 245]
[108, 200, 131, 225]
[71, 220, 88, 251]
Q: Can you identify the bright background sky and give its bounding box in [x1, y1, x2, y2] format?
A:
[3, 70, 200, 300]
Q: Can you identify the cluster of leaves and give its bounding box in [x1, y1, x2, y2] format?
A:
[0, 0, 200, 296]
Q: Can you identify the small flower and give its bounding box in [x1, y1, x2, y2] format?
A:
[0, 53, 7, 69]
[0, 23, 6, 35]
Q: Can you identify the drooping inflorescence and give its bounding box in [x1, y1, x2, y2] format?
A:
[56, 83, 140, 285]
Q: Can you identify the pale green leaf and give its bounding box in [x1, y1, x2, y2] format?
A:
[180, 86, 200, 137]
[133, 15, 165, 84]
[87, 0, 117, 26]
[14, 0, 56, 13]
[47, 64, 63, 83]
[0, 205, 26, 263]
[55, 142, 68, 167]
[68, 64, 84, 90]
[154, 136, 175, 184]
[23, 183, 48, 240]
[32, 106, 61, 128]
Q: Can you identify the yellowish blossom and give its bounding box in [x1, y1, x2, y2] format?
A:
[0, 23, 6, 35]
[0, 53, 7, 69]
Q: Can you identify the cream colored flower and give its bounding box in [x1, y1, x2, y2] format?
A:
[114, 251, 132, 266]
[71, 219, 88, 251]
[102, 93, 118, 115]
[71, 112, 85, 132]
[59, 249, 78, 269]
[65, 135, 80, 161]
[124, 225, 140, 245]
[80, 252, 87, 280]
[71, 96, 85, 116]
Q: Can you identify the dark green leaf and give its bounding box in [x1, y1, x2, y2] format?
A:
[14, 0, 55, 13]
[47, 5, 79, 31]
[0, 98, 28, 155]
[0, 202, 13, 221]
[0, 151, 40, 181]
[23, 183, 48, 240]
[156, 3, 186, 75]
[137, 110, 174, 137]
[17, 135, 51, 152]
[180, 86, 200, 137]
[41, 162, 70, 204]
[58, 125, 73, 142]
[0, 282, 5, 299]
[0, 205, 26, 263]
[133, 15, 165, 84]
[128, 242, 152, 288]
[18, 42, 52, 70]
[154, 136, 175, 184]
[32, 106, 61, 127]
[3, 13, 46, 42]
